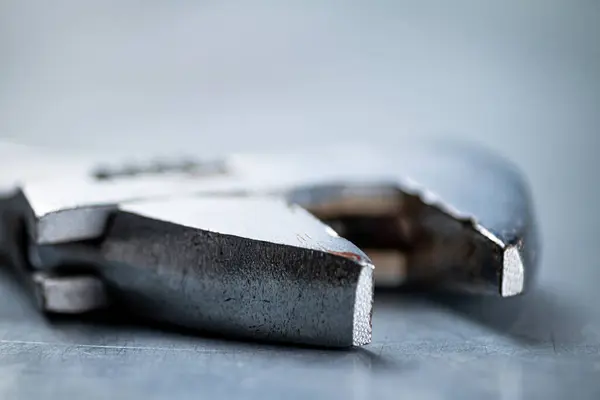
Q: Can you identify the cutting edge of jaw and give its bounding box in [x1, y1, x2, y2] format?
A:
[351, 257, 374, 345]
[411, 184, 531, 298]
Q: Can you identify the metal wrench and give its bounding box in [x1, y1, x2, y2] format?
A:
[0, 139, 539, 347]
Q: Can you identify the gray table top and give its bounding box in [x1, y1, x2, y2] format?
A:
[1, 1, 599, 399]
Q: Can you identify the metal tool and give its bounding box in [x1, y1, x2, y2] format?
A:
[0, 139, 539, 347]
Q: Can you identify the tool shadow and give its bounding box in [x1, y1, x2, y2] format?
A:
[377, 285, 586, 347]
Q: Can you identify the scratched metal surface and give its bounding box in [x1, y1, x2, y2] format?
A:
[1, 1, 600, 399]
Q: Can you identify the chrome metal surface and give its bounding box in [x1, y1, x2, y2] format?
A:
[34, 196, 373, 347]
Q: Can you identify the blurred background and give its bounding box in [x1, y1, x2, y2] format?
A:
[1, 1, 599, 398]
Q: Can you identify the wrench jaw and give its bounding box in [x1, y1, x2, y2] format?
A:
[287, 177, 537, 297]
[34, 196, 374, 347]
[402, 140, 539, 298]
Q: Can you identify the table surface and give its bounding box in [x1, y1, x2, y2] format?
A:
[1, 1, 599, 399]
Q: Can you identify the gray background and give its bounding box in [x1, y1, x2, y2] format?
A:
[1, 1, 599, 399]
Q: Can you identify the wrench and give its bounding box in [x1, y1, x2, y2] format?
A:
[0, 139, 539, 347]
